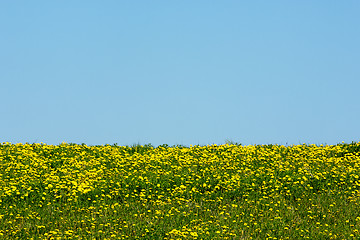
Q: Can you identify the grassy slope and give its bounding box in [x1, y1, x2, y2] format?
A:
[0, 142, 359, 239]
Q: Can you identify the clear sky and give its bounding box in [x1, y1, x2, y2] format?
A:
[1, 1, 359, 147]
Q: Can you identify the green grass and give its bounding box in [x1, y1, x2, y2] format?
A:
[0, 142, 359, 239]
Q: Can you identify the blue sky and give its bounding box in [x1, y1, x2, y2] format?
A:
[1, 1, 359, 147]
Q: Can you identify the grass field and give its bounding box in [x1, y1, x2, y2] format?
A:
[0, 142, 360, 239]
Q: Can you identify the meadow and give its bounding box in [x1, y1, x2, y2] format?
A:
[0, 142, 360, 239]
